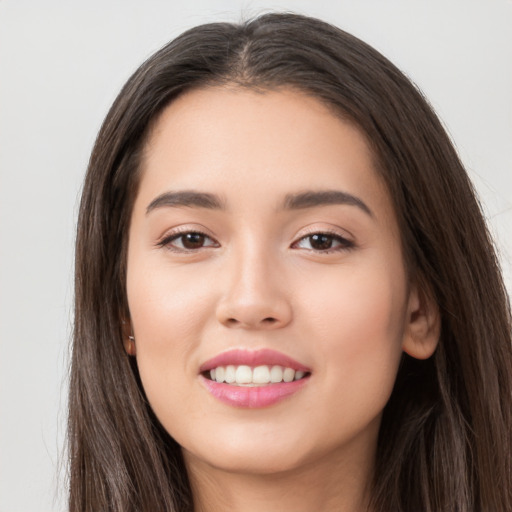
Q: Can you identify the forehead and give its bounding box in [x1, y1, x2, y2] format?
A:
[138, 86, 394, 224]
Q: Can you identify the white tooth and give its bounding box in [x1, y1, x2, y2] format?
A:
[295, 370, 305, 380]
[235, 365, 252, 384]
[224, 365, 236, 383]
[210, 368, 216, 380]
[283, 367, 295, 383]
[253, 365, 271, 384]
[270, 365, 284, 383]
[215, 366, 225, 383]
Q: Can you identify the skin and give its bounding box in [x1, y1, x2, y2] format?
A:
[125, 87, 439, 512]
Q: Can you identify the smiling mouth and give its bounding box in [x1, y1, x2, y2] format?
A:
[203, 365, 310, 386]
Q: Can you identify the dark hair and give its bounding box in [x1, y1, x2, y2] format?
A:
[69, 12, 512, 511]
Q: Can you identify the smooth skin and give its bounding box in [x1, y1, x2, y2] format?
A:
[125, 87, 439, 512]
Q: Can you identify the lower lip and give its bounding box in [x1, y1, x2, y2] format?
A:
[200, 375, 309, 408]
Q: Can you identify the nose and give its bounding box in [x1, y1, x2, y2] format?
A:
[215, 248, 293, 330]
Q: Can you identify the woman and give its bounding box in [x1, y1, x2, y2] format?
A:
[69, 13, 512, 512]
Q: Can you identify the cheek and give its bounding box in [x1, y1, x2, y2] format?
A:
[302, 260, 406, 342]
[299, 263, 407, 418]
[125, 259, 216, 421]
[127, 258, 214, 346]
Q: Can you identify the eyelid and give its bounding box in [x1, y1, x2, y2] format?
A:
[155, 224, 355, 253]
[294, 224, 354, 241]
[291, 226, 355, 252]
[156, 225, 220, 251]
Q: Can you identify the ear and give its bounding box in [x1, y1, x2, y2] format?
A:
[121, 318, 137, 356]
[402, 283, 440, 360]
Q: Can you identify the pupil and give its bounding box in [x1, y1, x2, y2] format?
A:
[183, 233, 205, 249]
[310, 234, 332, 250]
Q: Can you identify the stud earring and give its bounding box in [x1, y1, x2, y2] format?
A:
[126, 335, 136, 356]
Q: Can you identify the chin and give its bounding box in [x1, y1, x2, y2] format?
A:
[182, 428, 312, 476]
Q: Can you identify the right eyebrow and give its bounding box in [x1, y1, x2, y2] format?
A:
[146, 190, 225, 215]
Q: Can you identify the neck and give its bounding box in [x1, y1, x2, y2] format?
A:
[185, 446, 375, 512]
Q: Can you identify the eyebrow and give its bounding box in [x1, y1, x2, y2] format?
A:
[146, 191, 225, 214]
[146, 189, 372, 217]
[283, 190, 373, 217]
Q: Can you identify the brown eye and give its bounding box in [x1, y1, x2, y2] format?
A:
[161, 231, 218, 251]
[293, 232, 354, 252]
[181, 232, 207, 249]
[309, 234, 335, 250]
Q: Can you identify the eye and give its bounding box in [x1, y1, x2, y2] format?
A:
[293, 232, 353, 252]
[159, 231, 219, 252]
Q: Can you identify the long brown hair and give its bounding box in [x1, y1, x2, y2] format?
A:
[70, 13, 512, 511]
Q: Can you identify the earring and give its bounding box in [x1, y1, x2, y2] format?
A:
[126, 335, 136, 356]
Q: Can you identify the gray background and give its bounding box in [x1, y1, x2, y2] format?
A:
[1, 1, 510, 510]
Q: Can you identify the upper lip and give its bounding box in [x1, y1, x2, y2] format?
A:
[199, 349, 311, 373]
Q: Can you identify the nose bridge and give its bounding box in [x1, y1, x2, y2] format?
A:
[216, 234, 291, 329]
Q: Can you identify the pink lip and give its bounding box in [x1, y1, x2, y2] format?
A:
[199, 349, 311, 408]
[200, 375, 309, 408]
[199, 349, 310, 373]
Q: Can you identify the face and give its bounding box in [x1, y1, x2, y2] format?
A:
[126, 87, 430, 478]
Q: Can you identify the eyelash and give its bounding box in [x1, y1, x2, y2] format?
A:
[157, 229, 219, 253]
[157, 229, 354, 254]
[291, 230, 354, 253]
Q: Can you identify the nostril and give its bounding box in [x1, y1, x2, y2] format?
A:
[224, 317, 278, 327]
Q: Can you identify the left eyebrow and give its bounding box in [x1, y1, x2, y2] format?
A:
[282, 190, 373, 217]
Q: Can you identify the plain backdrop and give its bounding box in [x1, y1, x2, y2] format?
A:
[0, 1, 511, 510]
